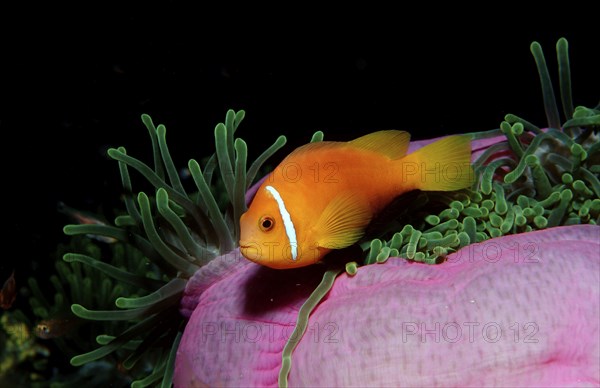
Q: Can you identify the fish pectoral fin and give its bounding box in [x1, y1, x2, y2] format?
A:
[348, 130, 411, 159]
[314, 192, 372, 250]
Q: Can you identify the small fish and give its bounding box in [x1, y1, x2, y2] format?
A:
[0, 271, 16, 310]
[240, 131, 473, 269]
[58, 202, 117, 243]
[34, 313, 82, 339]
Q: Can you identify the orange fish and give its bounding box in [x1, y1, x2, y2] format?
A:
[239, 131, 473, 269]
[1, 271, 16, 310]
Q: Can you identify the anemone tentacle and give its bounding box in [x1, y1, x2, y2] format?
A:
[31, 37, 598, 387]
[362, 37, 599, 265]
[48, 110, 287, 385]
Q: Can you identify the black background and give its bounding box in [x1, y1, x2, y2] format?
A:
[2, 13, 598, 283]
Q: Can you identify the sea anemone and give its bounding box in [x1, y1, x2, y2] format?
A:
[174, 38, 599, 386]
[26, 234, 162, 386]
[55, 37, 598, 387]
[59, 111, 288, 386]
[362, 39, 599, 265]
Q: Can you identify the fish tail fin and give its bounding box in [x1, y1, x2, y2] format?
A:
[395, 135, 474, 191]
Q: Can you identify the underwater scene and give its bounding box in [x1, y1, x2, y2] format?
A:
[2, 19, 599, 388]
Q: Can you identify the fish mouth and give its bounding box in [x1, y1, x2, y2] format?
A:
[239, 242, 260, 261]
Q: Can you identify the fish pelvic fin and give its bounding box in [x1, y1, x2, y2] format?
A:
[314, 192, 372, 250]
[398, 135, 475, 191]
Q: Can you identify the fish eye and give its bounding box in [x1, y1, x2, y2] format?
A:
[259, 216, 275, 232]
[38, 324, 49, 334]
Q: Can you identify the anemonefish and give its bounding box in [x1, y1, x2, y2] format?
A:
[34, 312, 83, 339]
[239, 130, 473, 269]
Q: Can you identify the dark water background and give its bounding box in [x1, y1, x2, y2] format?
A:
[1, 11, 598, 380]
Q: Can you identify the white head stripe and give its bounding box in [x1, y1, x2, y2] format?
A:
[265, 185, 298, 260]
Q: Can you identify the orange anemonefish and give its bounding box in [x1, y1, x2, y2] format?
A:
[239, 130, 473, 269]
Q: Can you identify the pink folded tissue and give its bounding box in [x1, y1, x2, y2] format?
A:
[174, 132, 599, 387]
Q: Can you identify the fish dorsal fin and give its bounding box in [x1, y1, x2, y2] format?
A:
[314, 192, 372, 250]
[282, 141, 342, 162]
[348, 130, 411, 159]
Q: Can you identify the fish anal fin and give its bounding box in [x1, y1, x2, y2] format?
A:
[314, 192, 372, 250]
[348, 130, 411, 159]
